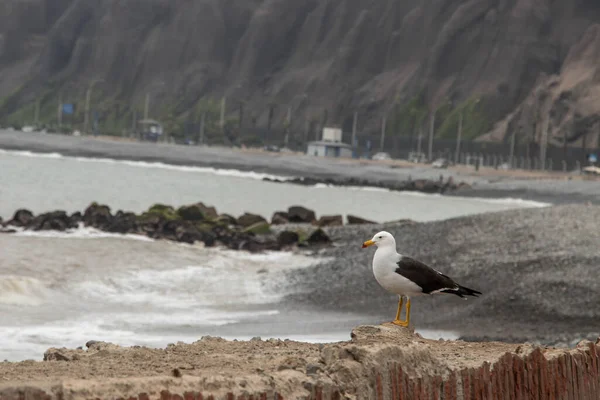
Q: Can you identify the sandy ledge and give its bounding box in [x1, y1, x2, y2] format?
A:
[1, 325, 598, 399]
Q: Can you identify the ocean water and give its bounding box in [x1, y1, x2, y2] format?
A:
[0, 150, 549, 361]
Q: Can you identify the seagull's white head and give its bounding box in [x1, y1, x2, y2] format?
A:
[362, 231, 396, 249]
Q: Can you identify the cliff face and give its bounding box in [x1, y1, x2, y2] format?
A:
[1, 0, 600, 143]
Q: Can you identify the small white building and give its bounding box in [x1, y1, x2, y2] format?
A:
[307, 127, 353, 158]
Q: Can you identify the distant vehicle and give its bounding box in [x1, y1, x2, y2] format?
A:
[583, 166, 600, 175]
[264, 145, 280, 152]
[408, 151, 427, 163]
[137, 119, 164, 142]
[432, 158, 449, 169]
[372, 152, 392, 161]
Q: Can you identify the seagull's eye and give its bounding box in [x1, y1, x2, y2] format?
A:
[378, 236, 382, 239]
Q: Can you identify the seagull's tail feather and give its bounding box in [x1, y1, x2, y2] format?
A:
[441, 284, 482, 298]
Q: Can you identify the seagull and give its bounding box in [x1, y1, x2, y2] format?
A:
[362, 231, 481, 327]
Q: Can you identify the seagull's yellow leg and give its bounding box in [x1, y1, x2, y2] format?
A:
[405, 297, 411, 327]
[392, 296, 409, 327]
[394, 296, 404, 321]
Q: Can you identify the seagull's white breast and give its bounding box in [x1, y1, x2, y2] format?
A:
[372, 247, 423, 296]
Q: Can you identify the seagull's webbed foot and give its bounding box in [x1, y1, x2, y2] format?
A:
[390, 296, 411, 328]
[391, 319, 409, 327]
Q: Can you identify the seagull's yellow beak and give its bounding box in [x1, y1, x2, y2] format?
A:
[362, 239, 375, 248]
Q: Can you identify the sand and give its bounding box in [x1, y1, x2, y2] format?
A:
[3, 325, 594, 399]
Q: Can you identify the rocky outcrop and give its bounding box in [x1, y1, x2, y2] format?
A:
[287, 206, 316, 224]
[347, 215, 377, 225]
[271, 211, 289, 225]
[29, 210, 78, 231]
[7, 209, 34, 227]
[236, 212, 267, 228]
[176, 202, 218, 221]
[4, 202, 333, 253]
[482, 23, 600, 149]
[264, 176, 471, 194]
[316, 215, 343, 227]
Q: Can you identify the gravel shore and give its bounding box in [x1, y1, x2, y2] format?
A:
[282, 204, 600, 346]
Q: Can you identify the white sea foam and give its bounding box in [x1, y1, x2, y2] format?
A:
[13, 224, 154, 241]
[0, 149, 63, 159]
[396, 190, 551, 207]
[0, 148, 293, 181]
[0, 275, 51, 306]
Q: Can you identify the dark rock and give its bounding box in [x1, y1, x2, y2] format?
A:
[288, 206, 316, 223]
[146, 204, 180, 220]
[237, 212, 267, 228]
[83, 203, 113, 230]
[136, 212, 163, 235]
[277, 231, 299, 247]
[69, 211, 82, 226]
[317, 215, 343, 227]
[271, 211, 289, 225]
[214, 214, 238, 226]
[109, 211, 138, 233]
[43, 349, 71, 362]
[177, 202, 218, 221]
[306, 229, 331, 245]
[157, 219, 183, 241]
[239, 237, 280, 253]
[29, 210, 74, 231]
[384, 219, 417, 226]
[413, 179, 442, 193]
[175, 221, 216, 246]
[242, 221, 271, 235]
[347, 215, 377, 225]
[8, 209, 34, 227]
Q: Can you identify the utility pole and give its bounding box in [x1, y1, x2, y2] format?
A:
[380, 115, 387, 151]
[351, 111, 358, 158]
[351, 111, 358, 146]
[540, 110, 550, 170]
[199, 112, 206, 145]
[428, 112, 435, 161]
[220, 96, 226, 134]
[303, 117, 309, 146]
[131, 110, 137, 137]
[57, 93, 63, 128]
[144, 93, 150, 120]
[509, 129, 516, 168]
[83, 81, 104, 135]
[417, 125, 423, 155]
[455, 110, 463, 164]
[34, 98, 40, 127]
[284, 105, 291, 148]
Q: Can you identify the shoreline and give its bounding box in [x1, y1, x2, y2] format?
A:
[2, 131, 600, 204]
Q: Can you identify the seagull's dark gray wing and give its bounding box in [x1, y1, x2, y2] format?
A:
[395, 256, 481, 297]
